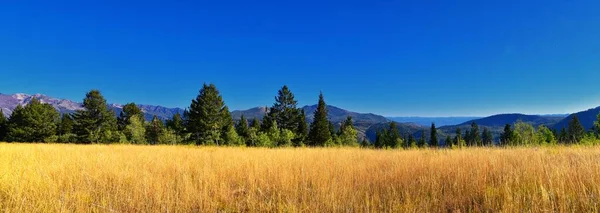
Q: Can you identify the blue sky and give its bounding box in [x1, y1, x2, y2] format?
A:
[1, 0, 599, 116]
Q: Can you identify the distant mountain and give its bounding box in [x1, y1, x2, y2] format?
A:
[553, 106, 600, 131]
[457, 113, 564, 127]
[0, 93, 184, 121]
[387, 117, 481, 127]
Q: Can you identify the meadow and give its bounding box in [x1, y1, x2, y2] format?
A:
[1, 143, 600, 212]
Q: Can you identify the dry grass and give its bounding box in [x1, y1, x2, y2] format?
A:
[1, 143, 600, 212]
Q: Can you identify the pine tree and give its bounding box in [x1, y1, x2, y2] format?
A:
[185, 83, 229, 145]
[6, 98, 60, 142]
[567, 115, 585, 144]
[595, 113, 600, 137]
[328, 121, 339, 146]
[146, 116, 164, 145]
[374, 130, 383, 148]
[308, 92, 331, 146]
[469, 122, 481, 146]
[221, 106, 235, 144]
[453, 128, 462, 147]
[0, 110, 7, 141]
[430, 123, 438, 147]
[500, 124, 514, 146]
[235, 115, 250, 142]
[223, 122, 244, 146]
[558, 127, 568, 144]
[58, 113, 74, 135]
[165, 112, 185, 144]
[72, 90, 118, 143]
[294, 110, 309, 146]
[417, 131, 427, 148]
[387, 122, 402, 148]
[262, 85, 301, 133]
[250, 118, 261, 130]
[482, 127, 493, 146]
[361, 138, 370, 148]
[117, 103, 143, 131]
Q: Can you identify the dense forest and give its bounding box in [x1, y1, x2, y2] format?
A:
[0, 84, 599, 148]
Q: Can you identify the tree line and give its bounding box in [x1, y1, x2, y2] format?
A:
[1, 83, 599, 148]
[0, 84, 359, 147]
[371, 114, 599, 149]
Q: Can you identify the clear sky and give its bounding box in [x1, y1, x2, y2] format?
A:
[1, 0, 599, 116]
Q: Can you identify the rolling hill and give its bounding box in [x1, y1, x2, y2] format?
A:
[553, 106, 600, 130]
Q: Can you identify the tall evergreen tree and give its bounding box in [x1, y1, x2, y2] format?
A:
[558, 127, 568, 144]
[417, 131, 427, 148]
[0, 110, 7, 141]
[374, 130, 383, 148]
[453, 128, 462, 147]
[567, 115, 585, 144]
[595, 113, 600, 137]
[6, 98, 60, 142]
[482, 127, 493, 146]
[429, 123, 438, 147]
[294, 110, 309, 146]
[387, 122, 402, 148]
[500, 124, 514, 146]
[308, 92, 331, 146]
[262, 85, 301, 133]
[235, 115, 250, 141]
[250, 118, 261, 130]
[117, 103, 143, 131]
[146, 115, 164, 145]
[469, 122, 481, 146]
[165, 112, 185, 143]
[185, 83, 229, 145]
[58, 113, 74, 135]
[72, 90, 117, 143]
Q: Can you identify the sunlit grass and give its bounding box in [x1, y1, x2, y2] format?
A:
[1, 143, 600, 212]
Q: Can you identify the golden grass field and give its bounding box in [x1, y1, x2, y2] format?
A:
[1, 143, 600, 212]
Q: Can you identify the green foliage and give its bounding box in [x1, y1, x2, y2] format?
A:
[500, 124, 515, 146]
[595, 113, 600, 137]
[235, 115, 250, 143]
[308, 92, 331, 146]
[558, 127, 568, 144]
[0, 110, 7, 141]
[482, 127, 493, 146]
[339, 116, 359, 147]
[294, 110, 309, 147]
[165, 112, 185, 144]
[185, 83, 229, 146]
[223, 123, 244, 146]
[72, 90, 117, 143]
[256, 132, 273, 147]
[6, 98, 60, 142]
[445, 135, 452, 147]
[117, 103, 143, 131]
[430, 123, 438, 147]
[567, 115, 585, 144]
[417, 132, 427, 148]
[262, 85, 301, 134]
[58, 113, 74, 135]
[278, 129, 295, 147]
[468, 122, 481, 146]
[146, 116, 165, 145]
[387, 122, 401, 148]
[536, 125, 556, 145]
[514, 121, 535, 146]
[124, 114, 146, 144]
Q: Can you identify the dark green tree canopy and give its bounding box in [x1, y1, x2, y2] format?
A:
[6, 98, 59, 142]
[263, 85, 302, 133]
[118, 103, 143, 131]
[430, 123, 438, 147]
[308, 92, 331, 146]
[185, 83, 229, 145]
[72, 90, 117, 143]
[567, 115, 585, 144]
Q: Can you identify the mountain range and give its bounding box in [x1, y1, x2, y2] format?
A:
[1, 93, 596, 142]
